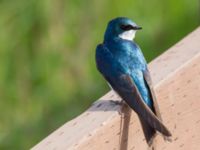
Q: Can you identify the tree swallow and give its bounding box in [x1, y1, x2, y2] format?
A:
[95, 17, 172, 146]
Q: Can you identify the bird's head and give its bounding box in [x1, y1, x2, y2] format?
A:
[104, 17, 142, 41]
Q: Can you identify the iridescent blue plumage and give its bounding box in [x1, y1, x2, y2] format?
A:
[96, 17, 171, 145]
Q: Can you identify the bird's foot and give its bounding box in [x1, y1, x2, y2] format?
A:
[110, 100, 124, 106]
[109, 100, 130, 116]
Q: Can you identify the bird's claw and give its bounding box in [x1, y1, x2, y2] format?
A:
[110, 100, 124, 106]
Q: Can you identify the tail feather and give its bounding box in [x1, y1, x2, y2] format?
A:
[139, 117, 156, 147]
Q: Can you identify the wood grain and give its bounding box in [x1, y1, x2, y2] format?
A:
[32, 27, 200, 150]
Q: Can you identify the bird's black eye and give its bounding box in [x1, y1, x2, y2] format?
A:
[120, 24, 133, 31]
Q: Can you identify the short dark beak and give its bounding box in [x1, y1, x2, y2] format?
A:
[132, 26, 142, 30]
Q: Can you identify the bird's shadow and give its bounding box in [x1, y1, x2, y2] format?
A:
[88, 99, 132, 150]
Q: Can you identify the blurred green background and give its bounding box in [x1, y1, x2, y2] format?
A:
[0, 0, 199, 149]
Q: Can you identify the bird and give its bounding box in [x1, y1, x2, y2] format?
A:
[95, 17, 172, 146]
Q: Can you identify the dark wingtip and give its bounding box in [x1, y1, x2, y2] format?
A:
[162, 124, 172, 137]
[160, 125, 172, 138]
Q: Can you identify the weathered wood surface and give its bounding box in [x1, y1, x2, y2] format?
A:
[32, 27, 200, 150]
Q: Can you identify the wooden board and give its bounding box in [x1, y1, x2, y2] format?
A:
[32, 27, 200, 150]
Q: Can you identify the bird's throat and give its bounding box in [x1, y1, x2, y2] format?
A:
[119, 30, 136, 41]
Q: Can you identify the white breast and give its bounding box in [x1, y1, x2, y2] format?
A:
[119, 30, 136, 41]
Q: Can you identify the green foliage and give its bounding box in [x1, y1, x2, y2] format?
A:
[0, 0, 199, 149]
